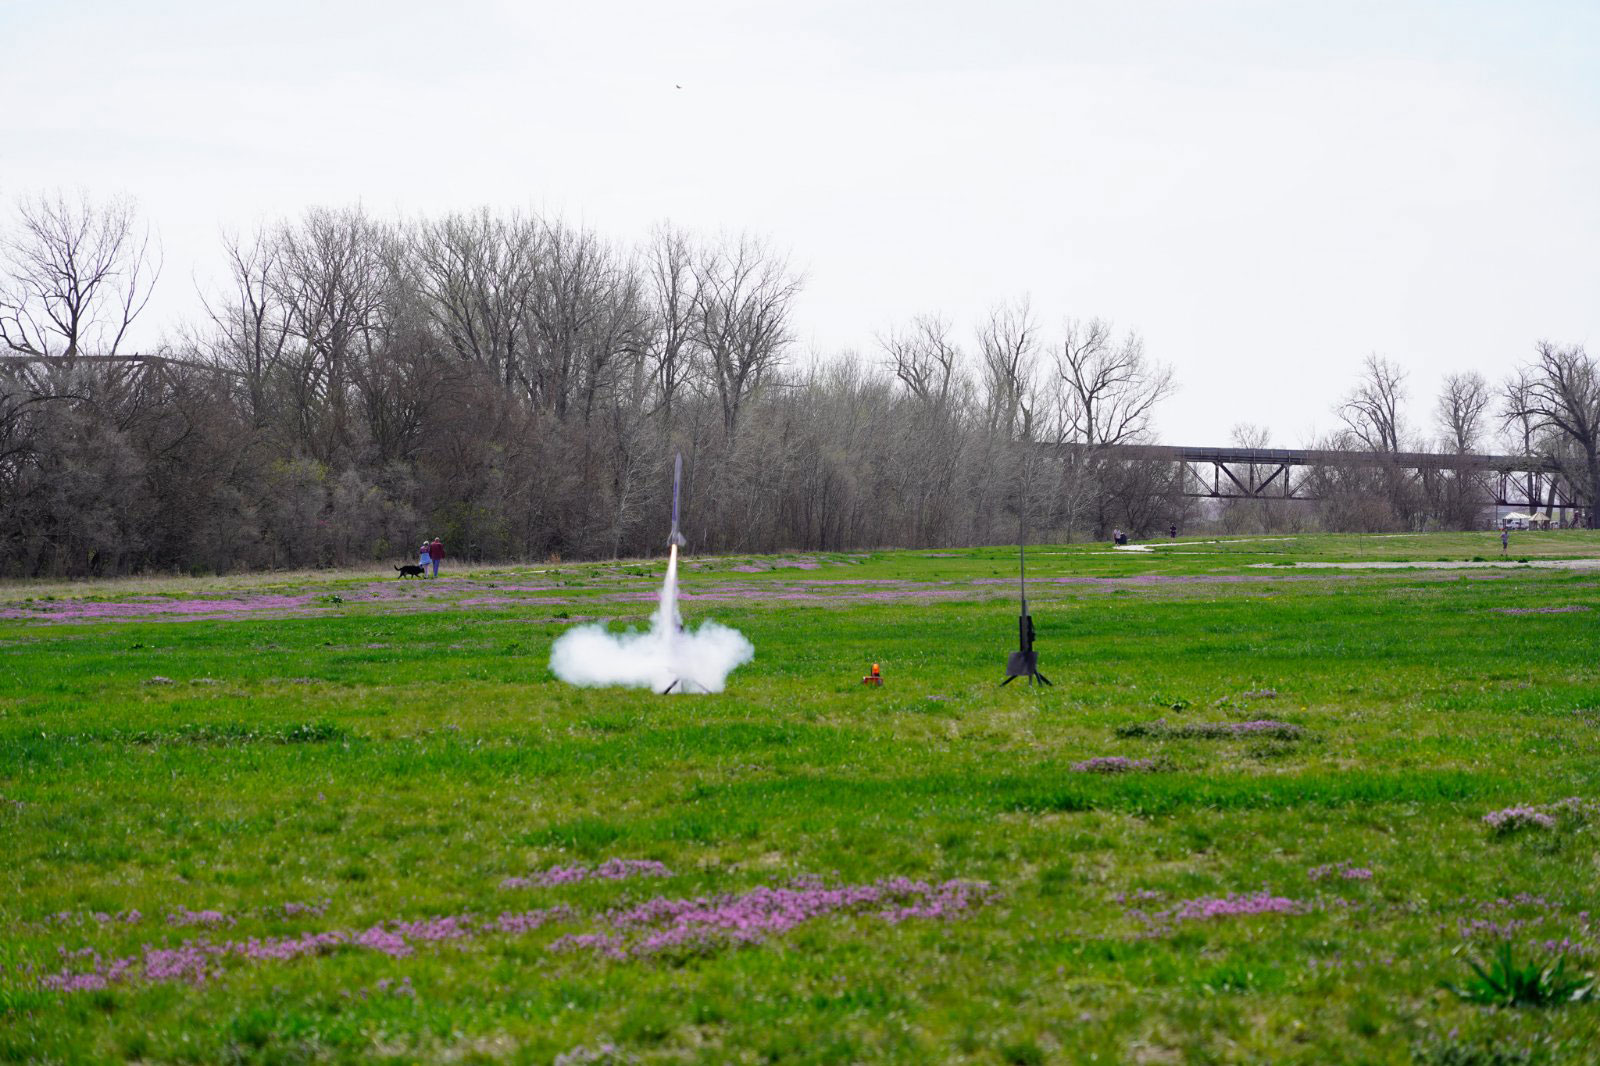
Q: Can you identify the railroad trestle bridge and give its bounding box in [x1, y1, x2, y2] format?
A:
[1045, 443, 1587, 520]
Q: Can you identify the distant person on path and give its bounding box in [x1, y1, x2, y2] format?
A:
[1169, 524, 1177, 538]
[419, 539, 432, 570]
[1501, 529, 1509, 555]
[429, 537, 444, 578]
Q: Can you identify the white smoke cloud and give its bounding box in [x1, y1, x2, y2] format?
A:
[548, 547, 754, 694]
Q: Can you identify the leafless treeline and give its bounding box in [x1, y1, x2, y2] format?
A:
[1269, 351, 1599, 532]
[0, 194, 1595, 577]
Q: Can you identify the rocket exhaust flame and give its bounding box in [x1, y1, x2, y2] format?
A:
[548, 453, 753, 694]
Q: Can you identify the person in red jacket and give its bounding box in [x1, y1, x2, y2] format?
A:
[429, 537, 444, 577]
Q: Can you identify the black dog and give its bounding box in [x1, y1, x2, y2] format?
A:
[395, 564, 426, 578]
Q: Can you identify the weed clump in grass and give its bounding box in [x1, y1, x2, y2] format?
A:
[999, 1041, 1046, 1066]
[127, 722, 347, 746]
[1214, 688, 1278, 707]
[1445, 942, 1594, 1007]
[1070, 756, 1161, 774]
[1114, 719, 1303, 740]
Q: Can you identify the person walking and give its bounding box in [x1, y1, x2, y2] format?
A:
[419, 539, 432, 570]
[429, 536, 444, 578]
[1501, 528, 1509, 555]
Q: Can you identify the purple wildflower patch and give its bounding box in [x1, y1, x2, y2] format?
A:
[166, 907, 233, 928]
[1535, 938, 1597, 958]
[500, 858, 674, 890]
[37, 909, 143, 929]
[1112, 889, 1166, 905]
[1125, 888, 1306, 935]
[1170, 891, 1305, 921]
[37, 905, 573, 993]
[1483, 806, 1559, 834]
[548, 933, 628, 959]
[1115, 718, 1303, 740]
[0, 594, 315, 624]
[36, 874, 993, 992]
[1307, 862, 1373, 883]
[559, 876, 995, 961]
[1449, 893, 1600, 960]
[1491, 605, 1591, 615]
[277, 900, 330, 919]
[1071, 756, 1159, 774]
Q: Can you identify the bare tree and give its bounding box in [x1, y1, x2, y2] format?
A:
[1054, 318, 1173, 446]
[1500, 369, 1540, 454]
[199, 229, 290, 426]
[977, 298, 1040, 440]
[643, 224, 698, 424]
[521, 220, 646, 425]
[1337, 354, 1407, 453]
[1043, 317, 1176, 539]
[1498, 368, 1551, 513]
[1231, 422, 1271, 450]
[691, 234, 800, 436]
[1217, 422, 1280, 532]
[879, 313, 960, 407]
[1334, 353, 1427, 526]
[414, 209, 541, 394]
[1435, 371, 1491, 453]
[270, 207, 399, 459]
[1503, 341, 1600, 527]
[0, 192, 160, 359]
[1424, 372, 1494, 527]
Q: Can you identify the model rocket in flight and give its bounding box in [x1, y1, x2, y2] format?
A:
[668, 452, 688, 549]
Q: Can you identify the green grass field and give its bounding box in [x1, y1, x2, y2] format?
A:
[3, 531, 1600, 1064]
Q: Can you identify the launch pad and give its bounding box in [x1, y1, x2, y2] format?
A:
[1001, 512, 1050, 686]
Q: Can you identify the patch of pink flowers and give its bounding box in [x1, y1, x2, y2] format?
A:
[1492, 605, 1590, 615]
[1483, 797, 1597, 835]
[166, 907, 233, 928]
[38, 905, 574, 993]
[35, 909, 143, 929]
[1307, 862, 1373, 882]
[1228, 720, 1303, 736]
[548, 932, 628, 959]
[277, 900, 329, 918]
[0, 594, 314, 624]
[500, 858, 673, 890]
[1071, 756, 1159, 774]
[562, 875, 995, 959]
[1126, 888, 1306, 935]
[1170, 891, 1305, 921]
[1483, 806, 1558, 833]
[1112, 889, 1165, 905]
[37, 874, 995, 991]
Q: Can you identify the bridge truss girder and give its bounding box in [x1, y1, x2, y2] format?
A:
[1173, 459, 1576, 514]
[1180, 460, 1306, 501]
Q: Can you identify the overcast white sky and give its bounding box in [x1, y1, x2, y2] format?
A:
[4, 0, 1596, 445]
